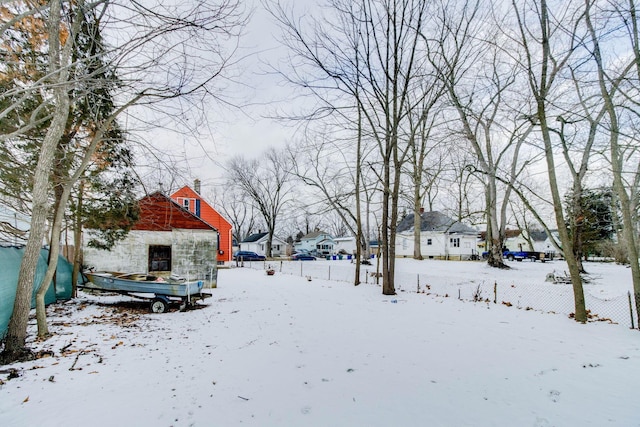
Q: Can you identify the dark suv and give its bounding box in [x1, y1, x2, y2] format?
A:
[233, 251, 266, 261]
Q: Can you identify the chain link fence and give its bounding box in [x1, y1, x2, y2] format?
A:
[237, 259, 638, 329]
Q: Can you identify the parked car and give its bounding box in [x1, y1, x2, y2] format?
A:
[291, 253, 317, 261]
[233, 251, 266, 261]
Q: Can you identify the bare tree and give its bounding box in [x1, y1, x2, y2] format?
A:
[288, 124, 378, 265]
[427, 0, 535, 268]
[227, 148, 293, 257]
[213, 185, 257, 251]
[510, 0, 588, 322]
[440, 146, 484, 225]
[584, 0, 640, 326]
[1, 0, 245, 362]
[403, 78, 446, 260]
[271, 0, 432, 295]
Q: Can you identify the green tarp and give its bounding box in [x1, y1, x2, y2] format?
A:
[0, 247, 73, 339]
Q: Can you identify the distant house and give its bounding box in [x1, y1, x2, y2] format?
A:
[170, 180, 233, 264]
[479, 229, 527, 253]
[481, 229, 558, 258]
[240, 232, 286, 256]
[530, 229, 560, 257]
[295, 231, 335, 256]
[395, 210, 478, 260]
[83, 192, 219, 286]
[334, 236, 357, 254]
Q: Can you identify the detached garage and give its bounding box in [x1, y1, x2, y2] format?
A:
[83, 192, 219, 287]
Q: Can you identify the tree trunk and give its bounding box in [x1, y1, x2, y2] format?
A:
[485, 178, 508, 269]
[585, 0, 640, 327]
[36, 163, 77, 336]
[513, 0, 587, 322]
[354, 101, 363, 286]
[381, 145, 394, 295]
[72, 183, 84, 297]
[413, 189, 423, 260]
[1, 0, 73, 362]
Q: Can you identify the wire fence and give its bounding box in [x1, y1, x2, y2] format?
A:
[237, 259, 638, 330]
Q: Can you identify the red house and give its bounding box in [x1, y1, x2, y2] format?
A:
[171, 181, 233, 263]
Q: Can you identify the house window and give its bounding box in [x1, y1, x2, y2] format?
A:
[176, 197, 191, 210]
[450, 238, 460, 248]
[149, 245, 171, 271]
[427, 238, 432, 246]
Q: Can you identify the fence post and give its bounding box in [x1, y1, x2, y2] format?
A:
[494, 281, 497, 304]
[635, 292, 640, 330]
[629, 291, 636, 330]
[328, 266, 331, 281]
[280, 260, 283, 272]
[417, 274, 420, 293]
[300, 262, 303, 277]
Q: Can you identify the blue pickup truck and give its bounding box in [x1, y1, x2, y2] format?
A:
[482, 250, 547, 262]
[503, 250, 546, 262]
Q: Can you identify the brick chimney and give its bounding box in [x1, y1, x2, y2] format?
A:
[194, 179, 201, 194]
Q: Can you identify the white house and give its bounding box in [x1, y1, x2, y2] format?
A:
[502, 229, 558, 257]
[500, 229, 532, 252]
[530, 229, 560, 257]
[395, 210, 478, 260]
[334, 236, 357, 254]
[240, 232, 286, 256]
[294, 231, 335, 256]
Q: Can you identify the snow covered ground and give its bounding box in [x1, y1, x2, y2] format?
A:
[1, 260, 639, 426]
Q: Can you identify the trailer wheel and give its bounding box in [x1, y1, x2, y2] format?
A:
[507, 254, 515, 261]
[150, 298, 169, 313]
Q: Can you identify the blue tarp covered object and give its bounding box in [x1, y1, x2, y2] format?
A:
[0, 247, 73, 339]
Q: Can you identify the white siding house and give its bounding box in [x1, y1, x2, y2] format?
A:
[240, 232, 286, 256]
[294, 231, 335, 256]
[395, 211, 478, 260]
[334, 236, 357, 254]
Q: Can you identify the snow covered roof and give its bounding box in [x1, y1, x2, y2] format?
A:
[397, 211, 477, 235]
[300, 230, 332, 240]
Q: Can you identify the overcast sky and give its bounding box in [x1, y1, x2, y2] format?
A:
[141, 0, 318, 195]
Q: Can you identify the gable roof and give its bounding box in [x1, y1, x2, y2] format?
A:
[132, 192, 216, 232]
[171, 186, 232, 229]
[242, 232, 268, 243]
[479, 229, 523, 240]
[301, 230, 332, 240]
[530, 230, 550, 242]
[170, 185, 233, 261]
[478, 229, 553, 242]
[397, 211, 477, 235]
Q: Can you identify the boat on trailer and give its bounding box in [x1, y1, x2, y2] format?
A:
[81, 271, 211, 313]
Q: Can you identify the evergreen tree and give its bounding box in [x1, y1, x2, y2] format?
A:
[566, 188, 618, 259]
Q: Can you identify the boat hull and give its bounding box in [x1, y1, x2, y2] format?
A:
[83, 272, 204, 297]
